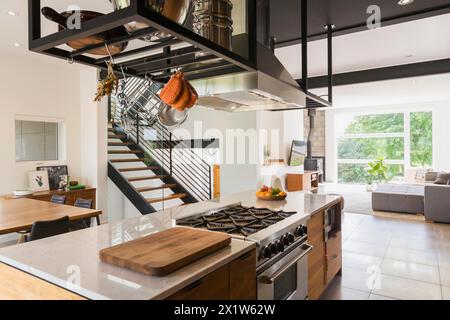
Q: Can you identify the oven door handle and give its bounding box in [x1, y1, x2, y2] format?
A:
[260, 244, 313, 284]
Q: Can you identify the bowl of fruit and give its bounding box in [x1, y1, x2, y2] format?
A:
[256, 185, 287, 201]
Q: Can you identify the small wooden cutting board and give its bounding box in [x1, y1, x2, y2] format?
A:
[99, 227, 231, 276]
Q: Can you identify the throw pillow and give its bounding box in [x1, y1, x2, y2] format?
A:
[434, 172, 450, 185]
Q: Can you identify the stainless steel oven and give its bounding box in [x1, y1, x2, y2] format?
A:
[257, 242, 312, 300]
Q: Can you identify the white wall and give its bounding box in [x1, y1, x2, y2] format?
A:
[80, 68, 109, 221]
[0, 54, 82, 194]
[174, 107, 259, 195]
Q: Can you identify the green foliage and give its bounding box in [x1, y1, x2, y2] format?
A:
[410, 112, 432, 167]
[337, 111, 431, 184]
[338, 164, 404, 184]
[338, 138, 404, 160]
[366, 158, 388, 184]
[345, 113, 404, 134]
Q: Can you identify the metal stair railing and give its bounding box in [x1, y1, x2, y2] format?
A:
[110, 78, 213, 201]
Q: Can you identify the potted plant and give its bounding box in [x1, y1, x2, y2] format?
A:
[365, 158, 388, 192]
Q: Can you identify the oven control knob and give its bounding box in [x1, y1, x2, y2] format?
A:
[301, 225, 308, 234]
[276, 240, 285, 252]
[281, 234, 290, 246]
[261, 246, 272, 259]
[287, 232, 295, 243]
[295, 226, 305, 237]
[270, 242, 278, 254]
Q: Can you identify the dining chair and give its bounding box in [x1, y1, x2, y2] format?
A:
[26, 216, 70, 242]
[50, 195, 66, 205]
[71, 198, 93, 230]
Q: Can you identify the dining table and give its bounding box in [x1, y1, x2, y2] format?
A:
[0, 198, 102, 236]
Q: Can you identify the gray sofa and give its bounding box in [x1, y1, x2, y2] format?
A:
[372, 183, 450, 223]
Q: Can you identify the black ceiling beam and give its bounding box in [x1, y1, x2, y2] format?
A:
[275, 5, 450, 48]
[298, 58, 450, 89]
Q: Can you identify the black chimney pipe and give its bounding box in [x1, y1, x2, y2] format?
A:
[307, 109, 316, 159]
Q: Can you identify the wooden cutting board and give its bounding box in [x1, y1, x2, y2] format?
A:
[99, 227, 232, 276]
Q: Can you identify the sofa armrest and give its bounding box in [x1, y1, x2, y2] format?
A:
[424, 185, 450, 223]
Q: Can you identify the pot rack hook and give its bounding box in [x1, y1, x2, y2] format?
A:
[105, 43, 115, 65]
[120, 64, 127, 82]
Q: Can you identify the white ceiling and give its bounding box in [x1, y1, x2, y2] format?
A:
[276, 13, 450, 78]
[312, 73, 450, 109]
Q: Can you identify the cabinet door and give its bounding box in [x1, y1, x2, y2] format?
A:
[230, 250, 257, 300]
[326, 232, 342, 284]
[167, 265, 229, 300]
[307, 212, 326, 300]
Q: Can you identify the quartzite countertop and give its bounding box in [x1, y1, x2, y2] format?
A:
[0, 191, 342, 300]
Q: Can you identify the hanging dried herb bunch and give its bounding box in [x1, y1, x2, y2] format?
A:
[94, 60, 118, 102]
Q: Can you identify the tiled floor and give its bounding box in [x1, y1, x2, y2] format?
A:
[320, 212, 450, 300]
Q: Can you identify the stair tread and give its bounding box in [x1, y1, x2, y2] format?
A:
[110, 158, 145, 163]
[127, 175, 167, 182]
[146, 193, 187, 204]
[108, 134, 127, 139]
[108, 150, 144, 154]
[136, 184, 178, 192]
[118, 166, 159, 172]
[108, 142, 133, 146]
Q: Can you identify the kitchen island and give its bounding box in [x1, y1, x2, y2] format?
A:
[0, 191, 342, 300]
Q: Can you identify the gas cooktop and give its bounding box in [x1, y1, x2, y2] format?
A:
[176, 204, 298, 237]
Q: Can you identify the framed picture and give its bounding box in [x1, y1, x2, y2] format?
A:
[28, 170, 50, 192]
[37, 165, 68, 190]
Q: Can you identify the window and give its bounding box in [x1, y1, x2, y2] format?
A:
[15, 120, 59, 161]
[336, 111, 432, 184]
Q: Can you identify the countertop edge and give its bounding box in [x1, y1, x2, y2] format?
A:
[0, 241, 257, 301]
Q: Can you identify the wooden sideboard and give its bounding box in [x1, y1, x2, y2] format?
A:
[286, 171, 320, 193]
[2, 188, 96, 208]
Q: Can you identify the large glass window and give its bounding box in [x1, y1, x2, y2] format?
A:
[15, 120, 59, 161]
[336, 111, 432, 184]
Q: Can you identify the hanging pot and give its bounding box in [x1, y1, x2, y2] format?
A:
[41, 7, 128, 55]
[109, 0, 192, 41]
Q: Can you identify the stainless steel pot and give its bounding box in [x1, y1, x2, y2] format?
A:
[110, 0, 191, 40]
[158, 105, 189, 128]
[192, 0, 233, 49]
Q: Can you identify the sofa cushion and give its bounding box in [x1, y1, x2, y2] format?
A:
[434, 172, 450, 185]
[374, 183, 424, 196]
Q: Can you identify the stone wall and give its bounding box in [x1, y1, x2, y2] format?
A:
[303, 110, 326, 157]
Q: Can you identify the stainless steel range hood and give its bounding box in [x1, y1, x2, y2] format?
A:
[190, 42, 307, 112]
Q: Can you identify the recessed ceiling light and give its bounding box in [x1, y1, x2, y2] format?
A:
[8, 11, 19, 16]
[398, 0, 414, 6]
[13, 43, 21, 47]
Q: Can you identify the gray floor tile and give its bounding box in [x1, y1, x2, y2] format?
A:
[333, 267, 376, 293]
[369, 294, 397, 300]
[439, 267, 450, 286]
[349, 230, 392, 245]
[344, 240, 387, 257]
[385, 246, 438, 266]
[380, 258, 440, 284]
[442, 286, 450, 300]
[342, 252, 383, 271]
[320, 285, 369, 300]
[371, 274, 442, 300]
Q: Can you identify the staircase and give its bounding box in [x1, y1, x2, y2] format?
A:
[108, 77, 213, 214]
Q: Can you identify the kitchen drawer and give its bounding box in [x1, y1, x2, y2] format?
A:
[167, 265, 229, 300]
[307, 212, 324, 236]
[326, 252, 342, 284]
[326, 232, 342, 259]
[326, 232, 342, 284]
[229, 251, 257, 300]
